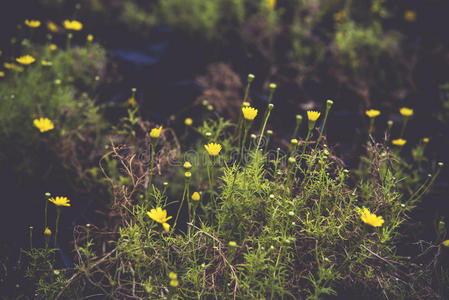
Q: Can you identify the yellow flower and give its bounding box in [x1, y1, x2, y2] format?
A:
[87, 34, 94, 42]
[44, 227, 52, 235]
[169, 272, 177, 280]
[422, 137, 430, 143]
[25, 19, 41, 28]
[0, 50, 2, 56]
[33, 118, 54, 133]
[150, 126, 163, 138]
[360, 207, 384, 227]
[442, 240, 449, 247]
[162, 222, 170, 233]
[228, 241, 237, 247]
[267, 0, 276, 10]
[404, 10, 416, 22]
[3, 62, 24, 72]
[127, 97, 138, 108]
[392, 138, 407, 147]
[365, 109, 381, 118]
[16, 55, 36, 65]
[399, 107, 414, 117]
[242, 106, 258, 120]
[184, 117, 193, 126]
[192, 192, 200, 201]
[47, 21, 59, 32]
[170, 279, 179, 287]
[49, 196, 71, 207]
[63, 20, 83, 31]
[49, 44, 58, 51]
[41, 60, 52, 67]
[307, 110, 321, 122]
[204, 143, 222, 156]
[183, 161, 192, 169]
[0, 71, 4, 78]
[147, 207, 172, 224]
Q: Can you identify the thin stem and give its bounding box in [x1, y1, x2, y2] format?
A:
[240, 127, 249, 164]
[257, 105, 274, 150]
[54, 207, 61, 249]
[400, 117, 409, 138]
[314, 109, 330, 152]
[29, 227, 33, 249]
[173, 182, 189, 230]
[44, 198, 48, 230]
[148, 144, 156, 198]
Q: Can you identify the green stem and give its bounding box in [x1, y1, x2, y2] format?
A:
[148, 144, 156, 198]
[314, 109, 330, 152]
[240, 127, 249, 164]
[298, 128, 312, 167]
[257, 104, 274, 150]
[29, 226, 33, 249]
[54, 207, 61, 249]
[173, 181, 189, 230]
[400, 117, 409, 139]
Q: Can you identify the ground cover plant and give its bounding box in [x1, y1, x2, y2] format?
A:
[1, 1, 449, 299]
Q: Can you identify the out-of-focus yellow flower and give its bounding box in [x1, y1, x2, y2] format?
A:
[33, 117, 54, 133]
[442, 240, 449, 247]
[50, 44, 58, 51]
[307, 110, 321, 122]
[147, 207, 172, 224]
[0, 50, 2, 56]
[422, 137, 430, 143]
[169, 272, 177, 280]
[183, 161, 192, 169]
[87, 34, 94, 42]
[16, 55, 36, 65]
[25, 19, 41, 28]
[63, 20, 83, 31]
[192, 192, 200, 201]
[404, 10, 416, 22]
[365, 109, 381, 118]
[228, 241, 237, 247]
[0, 71, 4, 77]
[267, 0, 276, 10]
[360, 207, 384, 227]
[162, 222, 170, 233]
[3, 62, 23, 72]
[49, 196, 71, 207]
[242, 106, 258, 120]
[333, 10, 346, 23]
[44, 227, 52, 235]
[170, 279, 179, 287]
[41, 60, 52, 67]
[392, 138, 407, 147]
[204, 143, 222, 156]
[184, 117, 193, 126]
[47, 21, 59, 32]
[399, 107, 414, 117]
[150, 126, 163, 138]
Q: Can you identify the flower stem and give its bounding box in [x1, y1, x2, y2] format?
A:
[54, 207, 61, 249]
[257, 104, 274, 150]
[174, 181, 189, 230]
[400, 117, 409, 138]
[148, 143, 156, 198]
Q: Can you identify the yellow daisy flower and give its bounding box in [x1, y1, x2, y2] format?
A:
[192, 192, 200, 201]
[63, 20, 83, 31]
[204, 143, 222, 156]
[49, 196, 71, 207]
[392, 138, 407, 147]
[399, 107, 414, 117]
[360, 207, 384, 227]
[422, 137, 430, 143]
[87, 34, 94, 42]
[49, 44, 58, 51]
[184, 117, 193, 126]
[242, 106, 258, 120]
[16, 55, 36, 65]
[307, 110, 321, 122]
[47, 21, 59, 32]
[150, 126, 163, 138]
[365, 109, 381, 118]
[44, 227, 52, 235]
[25, 19, 41, 28]
[33, 118, 54, 133]
[147, 207, 172, 224]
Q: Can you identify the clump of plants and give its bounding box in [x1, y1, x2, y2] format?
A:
[15, 72, 448, 299]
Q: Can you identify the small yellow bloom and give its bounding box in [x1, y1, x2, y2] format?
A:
[0, 50, 2, 56]
[0, 71, 4, 78]
[365, 109, 381, 118]
[49, 44, 58, 51]
[360, 207, 384, 227]
[49, 196, 71, 207]
[267, 0, 276, 10]
[87, 34, 94, 42]
[404, 10, 416, 22]
[169, 272, 177, 280]
[16, 55, 36, 65]
[25, 19, 41, 28]
[191, 192, 200, 201]
[242, 106, 258, 120]
[47, 21, 59, 32]
[422, 137, 430, 143]
[399, 107, 414, 117]
[184, 171, 192, 178]
[228, 241, 237, 247]
[63, 20, 83, 31]
[147, 207, 172, 224]
[162, 222, 170, 233]
[4, 62, 24, 72]
[204, 143, 222, 156]
[184, 117, 193, 126]
[41, 60, 52, 67]
[307, 110, 321, 122]
[33, 118, 54, 133]
[442, 240, 449, 247]
[392, 138, 407, 147]
[170, 279, 179, 287]
[183, 161, 192, 169]
[44, 227, 52, 235]
[150, 126, 163, 138]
